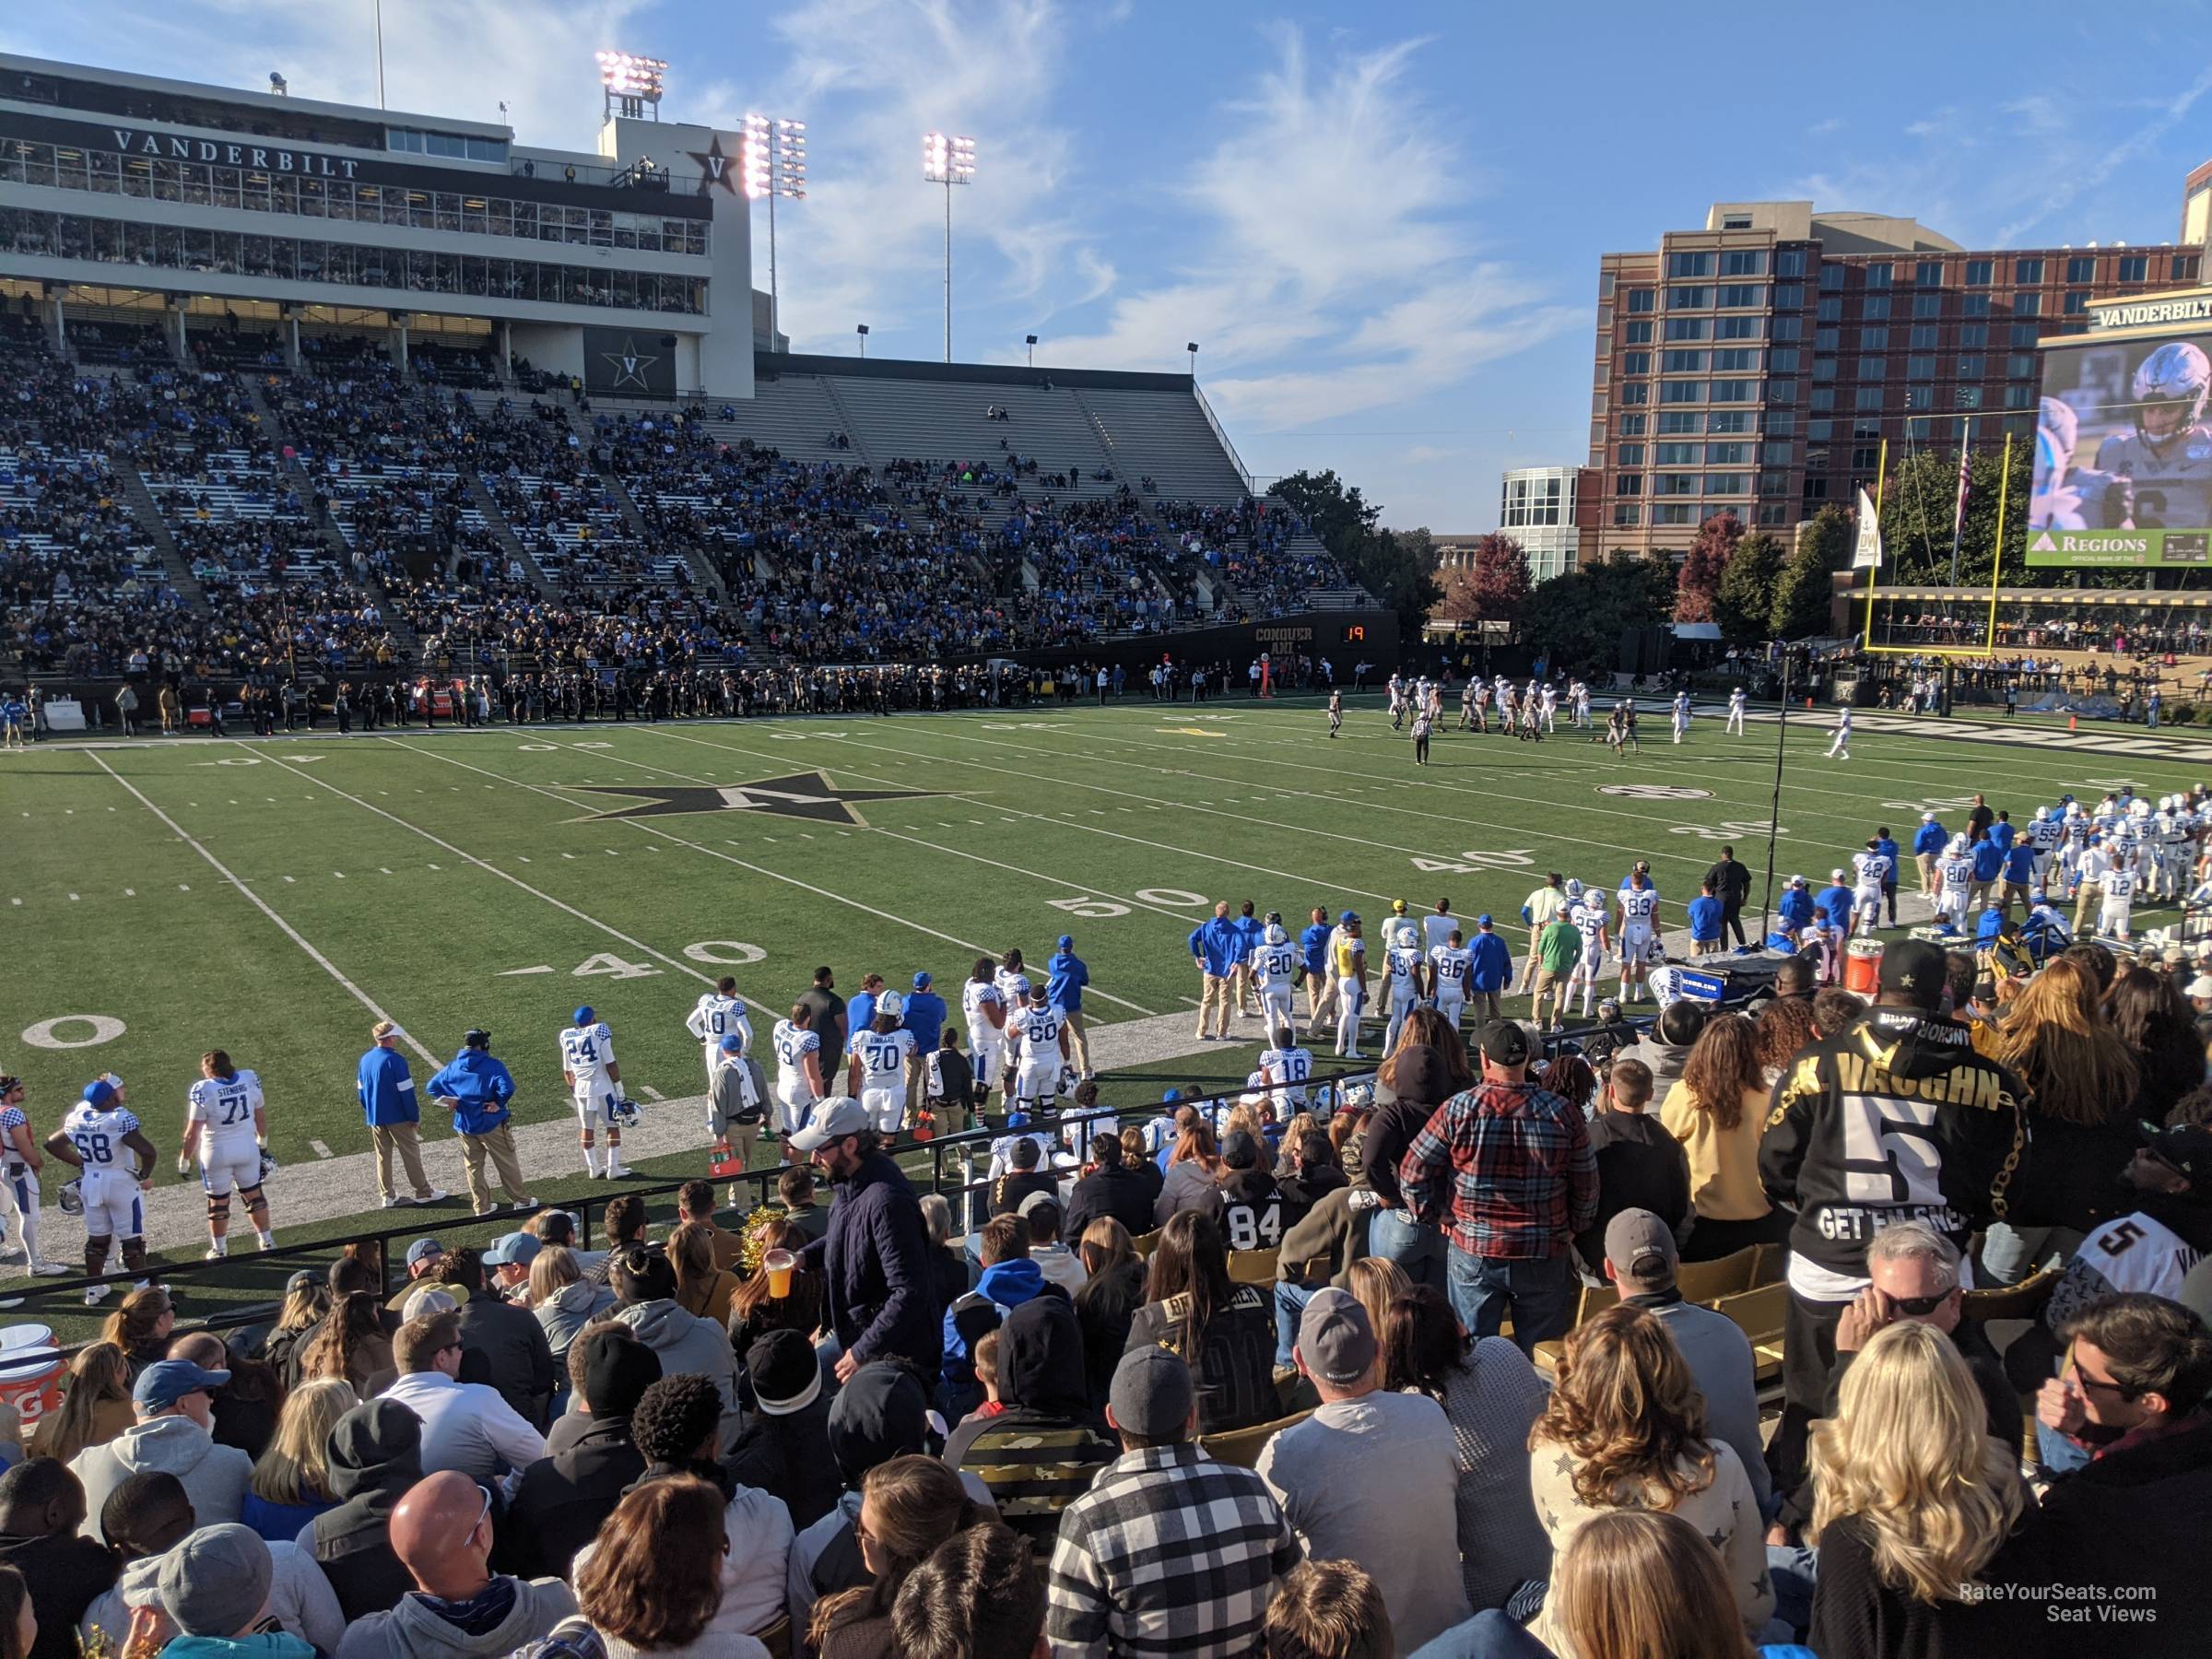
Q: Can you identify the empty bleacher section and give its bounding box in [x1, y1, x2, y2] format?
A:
[1, 324, 1369, 687]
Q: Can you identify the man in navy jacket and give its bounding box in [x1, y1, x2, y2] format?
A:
[793, 1096, 939, 1382]
[427, 1029, 533, 1218]
[358, 1019, 442, 1209]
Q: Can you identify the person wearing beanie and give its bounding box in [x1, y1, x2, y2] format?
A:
[1759, 935, 2030, 1516]
[1044, 1348, 1299, 1656]
[720, 1331, 840, 1531]
[500, 1331, 661, 1581]
[333, 1471, 574, 1659]
[149, 1523, 314, 1659]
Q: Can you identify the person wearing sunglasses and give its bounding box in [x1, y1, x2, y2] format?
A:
[1769, 1220, 2020, 1547]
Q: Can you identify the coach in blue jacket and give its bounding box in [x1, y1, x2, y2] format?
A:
[901, 971, 948, 1120]
[1188, 901, 1243, 1041]
[1045, 935, 1094, 1080]
[791, 1096, 938, 1380]
[427, 1028, 532, 1218]
[357, 1019, 441, 1209]
[1467, 914, 1512, 1020]
[1912, 812, 1948, 896]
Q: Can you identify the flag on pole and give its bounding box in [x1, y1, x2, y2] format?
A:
[1951, 447, 1972, 549]
[1852, 486, 1885, 570]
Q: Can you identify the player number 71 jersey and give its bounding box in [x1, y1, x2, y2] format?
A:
[188, 1071, 263, 1154]
[560, 1022, 615, 1088]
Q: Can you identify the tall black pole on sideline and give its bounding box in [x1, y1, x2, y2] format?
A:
[1759, 648, 1793, 940]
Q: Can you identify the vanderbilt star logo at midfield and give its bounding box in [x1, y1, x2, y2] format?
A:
[566, 770, 935, 826]
[687, 133, 739, 196]
[599, 335, 659, 391]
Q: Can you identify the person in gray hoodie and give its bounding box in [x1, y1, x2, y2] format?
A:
[608, 1243, 744, 1449]
[530, 1247, 614, 1362]
[77, 1471, 344, 1656]
[334, 1469, 574, 1659]
[68, 1361, 251, 1543]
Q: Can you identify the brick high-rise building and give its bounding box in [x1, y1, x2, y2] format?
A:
[1580, 201, 2203, 565]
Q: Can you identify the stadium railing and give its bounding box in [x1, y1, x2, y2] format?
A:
[31, 1019, 1653, 1352]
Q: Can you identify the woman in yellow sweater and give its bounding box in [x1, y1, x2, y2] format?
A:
[1658, 1012, 1792, 1262]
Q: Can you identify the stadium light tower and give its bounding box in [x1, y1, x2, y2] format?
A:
[923, 133, 976, 363]
[596, 51, 668, 123]
[1025, 332, 1038, 367]
[1186, 340, 1198, 376]
[741, 115, 807, 346]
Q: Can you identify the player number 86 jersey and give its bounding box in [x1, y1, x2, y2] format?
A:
[188, 1070, 263, 1156]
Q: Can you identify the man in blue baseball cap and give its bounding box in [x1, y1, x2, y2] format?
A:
[1046, 935, 1094, 1081]
[900, 971, 947, 1123]
[1466, 914, 1512, 1021]
[70, 1359, 253, 1535]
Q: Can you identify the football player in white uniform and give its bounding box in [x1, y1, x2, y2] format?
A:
[46, 1077, 157, 1305]
[1617, 864, 1662, 1003]
[1850, 840, 1892, 937]
[1428, 928, 1474, 1030]
[684, 976, 752, 1088]
[846, 1008, 917, 1135]
[1251, 917, 1300, 1037]
[1563, 887, 1611, 1023]
[1825, 708, 1852, 760]
[1671, 690, 1691, 745]
[2028, 806, 2063, 890]
[963, 957, 1009, 1113]
[1007, 986, 1071, 1113]
[1936, 835, 1975, 933]
[2100, 858, 2140, 941]
[559, 1005, 629, 1179]
[1571, 680, 1592, 730]
[2093, 342, 2212, 531]
[0, 1077, 63, 1277]
[994, 950, 1033, 1098]
[1725, 687, 1747, 735]
[1380, 922, 1424, 1053]
[181, 1051, 274, 1260]
[1259, 1025, 1313, 1114]
[771, 1004, 827, 1138]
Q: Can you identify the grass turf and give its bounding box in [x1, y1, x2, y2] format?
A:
[0, 692, 2205, 1338]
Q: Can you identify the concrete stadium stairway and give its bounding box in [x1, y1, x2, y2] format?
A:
[107, 458, 211, 608]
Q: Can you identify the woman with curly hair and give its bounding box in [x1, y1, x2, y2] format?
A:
[809, 1456, 989, 1658]
[1660, 1013, 1790, 1260]
[1526, 1303, 1770, 1653]
[1985, 954, 2138, 1277]
[1752, 993, 1819, 1083]
[1808, 1320, 2036, 1656]
[574, 1476, 734, 1658]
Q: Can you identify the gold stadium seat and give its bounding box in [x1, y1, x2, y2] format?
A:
[1229, 1246, 1278, 1286]
[1131, 1228, 1162, 1258]
[1711, 1282, 1789, 1385]
[1674, 1246, 1759, 1303]
[1200, 1406, 1312, 1470]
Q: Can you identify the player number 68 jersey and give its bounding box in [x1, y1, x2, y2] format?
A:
[63, 1099, 140, 1178]
[187, 1070, 263, 1157]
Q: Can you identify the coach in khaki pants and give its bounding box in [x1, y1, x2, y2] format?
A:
[357, 1019, 445, 1209]
[428, 1027, 534, 1217]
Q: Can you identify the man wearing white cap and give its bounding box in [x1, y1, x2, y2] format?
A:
[356, 1021, 441, 1211]
[1912, 810, 1947, 896]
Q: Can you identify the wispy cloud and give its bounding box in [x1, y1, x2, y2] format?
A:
[1045, 26, 1578, 427]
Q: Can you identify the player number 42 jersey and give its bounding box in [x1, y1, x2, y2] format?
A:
[560, 1022, 616, 1086]
[188, 1071, 263, 1151]
[63, 1101, 139, 1171]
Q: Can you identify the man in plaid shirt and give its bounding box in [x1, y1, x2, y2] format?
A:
[1401, 1018, 1595, 1354]
[1047, 1347, 1301, 1657]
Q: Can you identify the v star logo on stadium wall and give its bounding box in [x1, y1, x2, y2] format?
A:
[565, 769, 935, 826]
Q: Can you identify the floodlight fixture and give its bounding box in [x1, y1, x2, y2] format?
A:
[596, 50, 668, 121]
[924, 133, 978, 361]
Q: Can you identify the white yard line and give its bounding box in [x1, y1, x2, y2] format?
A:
[88, 753, 436, 1065]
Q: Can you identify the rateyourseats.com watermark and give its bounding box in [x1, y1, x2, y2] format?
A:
[1958, 1583, 2159, 1625]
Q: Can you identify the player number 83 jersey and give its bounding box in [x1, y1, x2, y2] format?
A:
[1619, 886, 1659, 925]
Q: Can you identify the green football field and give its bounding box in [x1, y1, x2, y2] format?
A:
[0, 690, 2206, 1333]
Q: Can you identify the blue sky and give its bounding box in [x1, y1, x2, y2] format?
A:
[11, 1, 2212, 529]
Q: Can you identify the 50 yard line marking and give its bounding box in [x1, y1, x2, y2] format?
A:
[88, 753, 437, 1064]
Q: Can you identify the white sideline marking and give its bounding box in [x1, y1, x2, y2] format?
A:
[88, 753, 435, 1063]
[310, 1140, 333, 1159]
[639, 1086, 665, 1100]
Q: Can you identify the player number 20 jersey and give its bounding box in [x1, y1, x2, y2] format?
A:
[1252, 942, 1298, 990]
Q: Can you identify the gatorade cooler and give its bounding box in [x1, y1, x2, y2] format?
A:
[1844, 938, 1885, 995]
[0, 1326, 63, 1437]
